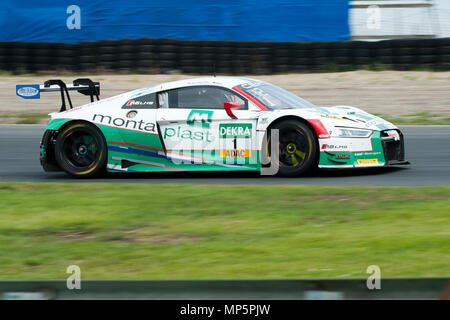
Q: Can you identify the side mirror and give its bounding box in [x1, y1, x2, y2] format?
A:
[224, 102, 241, 119]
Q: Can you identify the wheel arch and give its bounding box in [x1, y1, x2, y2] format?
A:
[55, 119, 108, 157]
[52, 120, 109, 177]
[56, 119, 99, 133]
[261, 115, 321, 175]
[41, 119, 90, 173]
[264, 115, 320, 143]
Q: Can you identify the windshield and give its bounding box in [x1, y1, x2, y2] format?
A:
[236, 81, 316, 110]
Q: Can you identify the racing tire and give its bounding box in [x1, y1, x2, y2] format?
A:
[54, 122, 107, 178]
[265, 119, 319, 177]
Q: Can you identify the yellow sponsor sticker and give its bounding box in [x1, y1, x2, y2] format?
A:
[220, 149, 252, 158]
[357, 159, 379, 165]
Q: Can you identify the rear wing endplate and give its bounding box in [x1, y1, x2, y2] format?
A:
[16, 78, 100, 112]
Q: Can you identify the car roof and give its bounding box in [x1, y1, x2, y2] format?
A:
[159, 76, 254, 90]
[131, 77, 257, 97]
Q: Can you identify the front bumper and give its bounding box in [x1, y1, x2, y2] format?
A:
[318, 129, 409, 168]
[380, 130, 410, 165]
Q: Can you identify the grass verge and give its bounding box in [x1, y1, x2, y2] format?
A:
[0, 183, 449, 280]
[374, 112, 450, 125]
[0, 113, 48, 124]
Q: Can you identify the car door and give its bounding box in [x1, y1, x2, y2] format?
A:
[156, 85, 258, 166]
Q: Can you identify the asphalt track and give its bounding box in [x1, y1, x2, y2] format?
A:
[0, 125, 449, 186]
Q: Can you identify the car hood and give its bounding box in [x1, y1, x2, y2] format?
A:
[268, 105, 398, 131]
[318, 105, 397, 131]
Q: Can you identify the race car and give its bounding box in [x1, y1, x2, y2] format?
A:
[16, 77, 408, 177]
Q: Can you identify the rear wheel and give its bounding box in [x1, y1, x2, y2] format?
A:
[54, 122, 107, 178]
[266, 119, 319, 177]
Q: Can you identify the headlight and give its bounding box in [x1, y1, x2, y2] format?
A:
[332, 127, 373, 138]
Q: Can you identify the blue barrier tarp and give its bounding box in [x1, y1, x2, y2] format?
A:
[0, 0, 350, 43]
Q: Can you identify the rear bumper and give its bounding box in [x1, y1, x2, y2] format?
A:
[40, 130, 61, 172]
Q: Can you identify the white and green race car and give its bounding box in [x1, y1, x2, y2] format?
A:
[17, 77, 408, 177]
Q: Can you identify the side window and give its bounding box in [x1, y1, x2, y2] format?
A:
[159, 86, 247, 110]
[122, 93, 157, 109]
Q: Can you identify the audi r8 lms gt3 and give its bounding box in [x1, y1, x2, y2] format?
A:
[16, 77, 408, 177]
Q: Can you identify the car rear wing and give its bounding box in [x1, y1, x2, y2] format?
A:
[16, 78, 100, 112]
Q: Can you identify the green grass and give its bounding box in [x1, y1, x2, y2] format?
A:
[374, 112, 450, 125]
[0, 113, 48, 124]
[0, 183, 449, 280]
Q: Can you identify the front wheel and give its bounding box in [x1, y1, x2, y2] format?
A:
[54, 122, 107, 178]
[265, 119, 319, 177]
